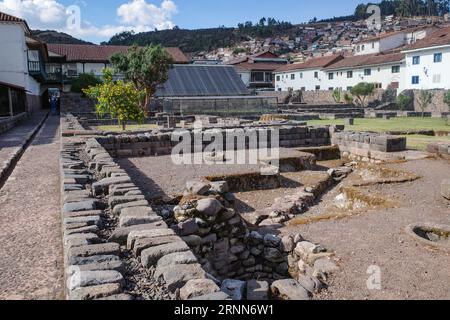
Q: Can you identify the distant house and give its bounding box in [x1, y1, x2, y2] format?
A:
[226, 51, 288, 89]
[402, 27, 450, 90]
[0, 11, 48, 116]
[46, 44, 189, 91]
[274, 55, 344, 92]
[353, 26, 438, 56]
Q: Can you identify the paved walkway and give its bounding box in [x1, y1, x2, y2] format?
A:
[0, 115, 64, 300]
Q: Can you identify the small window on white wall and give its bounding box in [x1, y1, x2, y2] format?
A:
[433, 74, 441, 83]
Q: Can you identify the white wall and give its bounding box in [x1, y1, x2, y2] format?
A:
[275, 69, 326, 91]
[355, 33, 405, 56]
[275, 61, 404, 92]
[354, 41, 380, 55]
[0, 23, 27, 89]
[238, 71, 251, 87]
[326, 62, 404, 91]
[403, 46, 450, 91]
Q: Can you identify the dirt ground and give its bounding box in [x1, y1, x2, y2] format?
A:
[283, 158, 450, 300]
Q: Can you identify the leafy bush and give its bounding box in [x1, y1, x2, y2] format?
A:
[71, 73, 102, 93]
[83, 68, 145, 130]
[418, 90, 433, 117]
[396, 94, 412, 111]
[344, 92, 354, 105]
[332, 89, 341, 104]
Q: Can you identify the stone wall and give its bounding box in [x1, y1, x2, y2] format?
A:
[96, 125, 333, 158]
[427, 143, 450, 159]
[401, 89, 450, 113]
[61, 93, 97, 114]
[0, 112, 27, 134]
[332, 131, 407, 161]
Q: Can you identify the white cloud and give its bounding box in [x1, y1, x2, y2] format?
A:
[117, 0, 177, 30]
[0, 0, 178, 41]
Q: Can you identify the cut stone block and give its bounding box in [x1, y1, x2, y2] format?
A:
[127, 228, 176, 250]
[69, 283, 122, 300]
[180, 279, 220, 300]
[108, 222, 168, 245]
[133, 235, 182, 256]
[68, 270, 124, 290]
[141, 242, 190, 268]
[159, 263, 206, 292]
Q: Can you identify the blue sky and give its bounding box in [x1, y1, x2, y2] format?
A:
[0, 0, 363, 43]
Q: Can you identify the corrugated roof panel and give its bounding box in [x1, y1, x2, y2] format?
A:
[156, 65, 250, 97]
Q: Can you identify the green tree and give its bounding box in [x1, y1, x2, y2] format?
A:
[110, 44, 173, 113]
[83, 68, 145, 131]
[350, 82, 375, 108]
[418, 90, 434, 117]
[443, 90, 450, 111]
[70, 73, 102, 94]
[332, 89, 342, 104]
[396, 93, 412, 111]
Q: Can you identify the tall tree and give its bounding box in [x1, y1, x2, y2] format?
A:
[110, 44, 173, 113]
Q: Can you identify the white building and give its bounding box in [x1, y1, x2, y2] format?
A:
[0, 11, 48, 115]
[354, 26, 437, 56]
[402, 27, 450, 90]
[274, 55, 344, 91]
[324, 52, 405, 91]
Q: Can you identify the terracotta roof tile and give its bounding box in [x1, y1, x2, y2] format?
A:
[275, 55, 344, 73]
[404, 26, 450, 51]
[0, 11, 30, 33]
[47, 44, 189, 64]
[235, 62, 286, 72]
[324, 52, 404, 70]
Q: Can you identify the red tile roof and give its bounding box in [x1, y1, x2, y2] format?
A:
[275, 55, 344, 73]
[404, 26, 450, 51]
[235, 62, 286, 72]
[47, 44, 189, 64]
[0, 11, 30, 33]
[324, 52, 404, 70]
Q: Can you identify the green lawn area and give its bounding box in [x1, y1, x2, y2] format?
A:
[96, 124, 160, 132]
[307, 117, 450, 133]
[307, 117, 450, 151]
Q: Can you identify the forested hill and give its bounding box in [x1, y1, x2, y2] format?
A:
[32, 30, 93, 45]
[102, 19, 296, 52]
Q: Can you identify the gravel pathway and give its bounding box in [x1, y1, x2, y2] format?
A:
[0, 115, 64, 300]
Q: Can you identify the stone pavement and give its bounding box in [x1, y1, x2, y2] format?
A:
[0, 112, 48, 184]
[0, 115, 64, 300]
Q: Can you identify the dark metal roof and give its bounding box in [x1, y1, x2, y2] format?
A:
[155, 65, 250, 97]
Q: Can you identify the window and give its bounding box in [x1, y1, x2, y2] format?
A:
[315, 85, 321, 90]
[291, 74, 295, 80]
[314, 71, 319, 78]
[347, 71, 353, 78]
[433, 74, 441, 83]
[412, 76, 420, 84]
[374, 83, 382, 89]
[372, 42, 375, 49]
[412, 56, 420, 65]
[347, 86, 353, 91]
[364, 69, 371, 76]
[301, 87, 306, 91]
[328, 87, 334, 91]
[328, 73, 334, 80]
[362, 45, 365, 51]
[434, 53, 442, 63]
[276, 75, 280, 81]
[392, 65, 400, 73]
[300, 73, 303, 79]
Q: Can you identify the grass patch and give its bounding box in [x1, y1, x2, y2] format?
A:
[307, 117, 450, 133]
[402, 134, 450, 151]
[95, 124, 160, 132]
